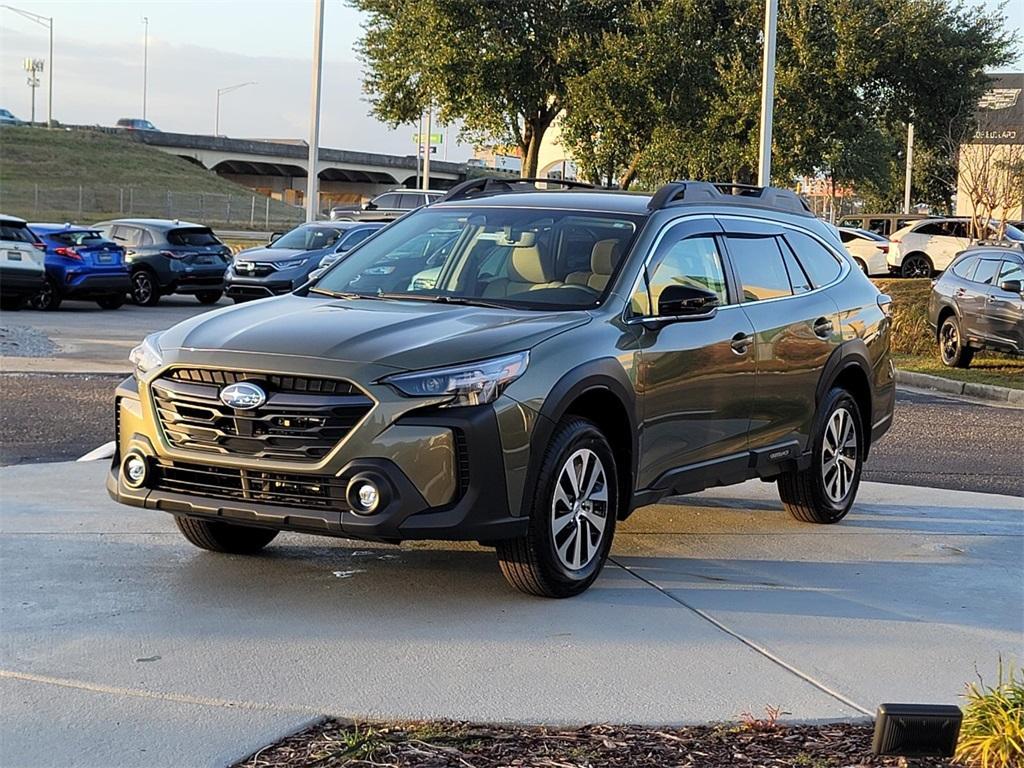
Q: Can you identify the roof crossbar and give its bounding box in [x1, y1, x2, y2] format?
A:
[648, 180, 812, 216]
[440, 176, 595, 203]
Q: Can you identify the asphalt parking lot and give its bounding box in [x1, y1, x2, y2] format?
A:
[1, 461, 1020, 767]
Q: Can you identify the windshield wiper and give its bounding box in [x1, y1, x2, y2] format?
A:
[309, 288, 386, 300]
[428, 295, 511, 309]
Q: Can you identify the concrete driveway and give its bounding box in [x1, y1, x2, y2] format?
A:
[1, 461, 1020, 767]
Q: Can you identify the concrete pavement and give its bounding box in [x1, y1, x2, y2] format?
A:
[1, 461, 1020, 767]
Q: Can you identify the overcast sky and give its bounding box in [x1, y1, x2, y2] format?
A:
[1, 0, 1020, 162]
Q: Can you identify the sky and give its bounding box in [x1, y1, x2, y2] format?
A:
[1, 0, 1022, 161]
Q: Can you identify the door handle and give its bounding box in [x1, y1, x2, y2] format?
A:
[813, 317, 834, 339]
[730, 332, 754, 355]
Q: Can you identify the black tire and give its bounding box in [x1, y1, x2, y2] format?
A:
[853, 258, 868, 275]
[29, 277, 62, 311]
[496, 417, 618, 598]
[96, 294, 126, 310]
[130, 269, 160, 306]
[778, 388, 864, 524]
[174, 516, 278, 554]
[231, 297, 252, 305]
[939, 315, 974, 368]
[900, 252, 933, 279]
[0, 295, 27, 311]
[196, 290, 223, 305]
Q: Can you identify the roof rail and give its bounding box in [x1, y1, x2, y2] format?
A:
[440, 176, 595, 203]
[648, 180, 812, 216]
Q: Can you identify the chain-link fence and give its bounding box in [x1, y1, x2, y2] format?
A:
[0, 184, 306, 230]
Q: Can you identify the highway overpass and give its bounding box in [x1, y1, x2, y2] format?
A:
[123, 130, 487, 206]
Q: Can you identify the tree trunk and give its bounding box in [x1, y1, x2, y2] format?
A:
[619, 154, 641, 190]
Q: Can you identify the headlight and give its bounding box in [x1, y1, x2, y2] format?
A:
[129, 332, 164, 375]
[382, 351, 529, 408]
[273, 258, 309, 269]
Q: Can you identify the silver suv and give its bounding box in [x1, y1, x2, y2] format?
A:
[330, 190, 443, 222]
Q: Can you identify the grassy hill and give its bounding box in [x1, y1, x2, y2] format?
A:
[0, 127, 302, 229]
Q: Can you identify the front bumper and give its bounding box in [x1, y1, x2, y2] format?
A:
[225, 278, 294, 300]
[107, 375, 528, 544]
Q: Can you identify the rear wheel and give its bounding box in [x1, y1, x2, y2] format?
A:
[778, 388, 863, 524]
[901, 253, 933, 278]
[29, 277, 62, 311]
[174, 516, 278, 554]
[496, 417, 617, 598]
[853, 258, 868, 275]
[196, 290, 223, 305]
[130, 269, 160, 306]
[939, 315, 974, 368]
[96, 294, 126, 309]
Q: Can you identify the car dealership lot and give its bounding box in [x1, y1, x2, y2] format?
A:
[1, 461, 1020, 766]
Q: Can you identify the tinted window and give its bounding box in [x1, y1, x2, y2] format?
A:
[112, 226, 143, 247]
[49, 230, 107, 247]
[915, 222, 945, 236]
[728, 236, 793, 302]
[973, 259, 1002, 285]
[635, 236, 728, 316]
[340, 228, 374, 249]
[946, 221, 970, 238]
[839, 230, 856, 243]
[167, 227, 221, 247]
[373, 194, 400, 209]
[998, 260, 1024, 285]
[271, 225, 341, 250]
[1, 223, 34, 243]
[866, 219, 886, 235]
[397, 194, 423, 210]
[784, 231, 842, 287]
[951, 255, 978, 279]
[778, 238, 812, 293]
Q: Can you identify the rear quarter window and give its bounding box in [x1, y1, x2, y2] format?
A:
[783, 231, 842, 287]
[951, 255, 978, 279]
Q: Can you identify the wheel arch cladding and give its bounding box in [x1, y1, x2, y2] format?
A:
[936, 305, 957, 339]
[527, 359, 638, 520]
[817, 344, 873, 458]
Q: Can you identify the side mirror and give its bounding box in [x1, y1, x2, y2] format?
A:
[308, 267, 327, 282]
[998, 279, 1022, 294]
[268, 232, 283, 244]
[657, 284, 720, 318]
[363, 201, 378, 211]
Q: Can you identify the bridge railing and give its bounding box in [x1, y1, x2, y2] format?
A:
[0, 184, 306, 230]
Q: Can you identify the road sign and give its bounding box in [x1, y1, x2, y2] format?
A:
[413, 132, 443, 145]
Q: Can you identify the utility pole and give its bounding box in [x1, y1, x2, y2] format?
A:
[141, 17, 149, 120]
[3, 6, 53, 127]
[305, 0, 325, 222]
[215, 82, 256, 136]
[422, 106, 432, 191]
[756, 0, 779, 186]
[903, 123, 915, 215]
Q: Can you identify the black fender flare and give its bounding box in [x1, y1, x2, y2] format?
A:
[815, 339, 876, 449]
[519, 358, 639, 518]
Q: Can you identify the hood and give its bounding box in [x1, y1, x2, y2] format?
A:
[235, 246, 315, 264]
[158, 293, 591, 371]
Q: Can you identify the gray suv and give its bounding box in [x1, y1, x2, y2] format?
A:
[330, 190, 443, 222]
[108, 179, 895, 598]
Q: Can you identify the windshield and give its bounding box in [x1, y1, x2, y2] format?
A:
[313, 206, 642, 309]
[272, 225, 344, 251]
[49, 230, 108, 247]
[167, 227, 221, 247]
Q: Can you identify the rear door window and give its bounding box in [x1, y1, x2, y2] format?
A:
[340, 228, 374, 249]
[951, 256, 978, 279]
[727, 236, 794, 302]
[112, 225, 143, 247]
[397, 193, 423, 210]
[372, 193, 400, 210]
[915, 222, 945, 236]
[973, 259, 1002, 285]
[783, 231, 842, 287]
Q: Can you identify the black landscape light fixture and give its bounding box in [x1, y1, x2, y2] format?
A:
[872, 703, 963, 758]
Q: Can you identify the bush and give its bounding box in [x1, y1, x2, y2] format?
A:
[872, 278, 934, 356]
[955, 662, 1024, 768]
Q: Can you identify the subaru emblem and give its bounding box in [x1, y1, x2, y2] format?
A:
[220, 382, 266, 410]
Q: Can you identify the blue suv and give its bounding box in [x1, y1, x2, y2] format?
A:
[28, 224, 130, 310]
[225, 221, 384, 303]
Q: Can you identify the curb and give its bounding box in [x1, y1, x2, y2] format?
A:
[895, 369, 1024, 406]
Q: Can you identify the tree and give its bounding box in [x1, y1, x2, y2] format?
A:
[353, 0, 629, 177]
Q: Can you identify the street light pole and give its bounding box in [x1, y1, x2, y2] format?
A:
[756, 0, 779, 187]
[903, 123, 915, 215]
[305, 0, 325, 222]
[422, 106, 432, 191]
[3, 5, 53, 127]
[215, 82, 256, 137]
[142, 17, 149, 120]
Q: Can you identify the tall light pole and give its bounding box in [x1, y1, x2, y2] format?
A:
[23, 58, 43, 123]
[756, 0, 779, 187]
[903, 123, 915, 214]
[215, 82, 256, 136]
[305, 0, 325, 222]
[3, 5, 53, 127]
[141, 16, 149, 120]
[422, 106, 432, 191]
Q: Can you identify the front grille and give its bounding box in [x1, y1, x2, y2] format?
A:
[233, 263, 276, 277]
[151, 369, 372, 462]
[153, 461, 347, 510]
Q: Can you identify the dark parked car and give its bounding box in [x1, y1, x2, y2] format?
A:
[226, 221, 384, 303]
[927, 244, 1024, 367]
[93, 219, 231, 306]
[27, 224, 130, 310]
[329, 190, 443, 222]
[108, 179, 895, 598]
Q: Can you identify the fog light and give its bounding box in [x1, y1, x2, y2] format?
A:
[123, 454, 148, 488]
[356, 482, 379, 512]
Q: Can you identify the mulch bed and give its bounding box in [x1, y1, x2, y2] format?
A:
[237, 720, 955, 767]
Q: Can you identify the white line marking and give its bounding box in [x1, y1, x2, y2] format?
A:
[76, 441, 116, 462]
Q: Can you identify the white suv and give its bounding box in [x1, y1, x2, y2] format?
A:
[0, 214, 46, 310]
[837, 226, 890, 276]
[889, 218, 1024, 278]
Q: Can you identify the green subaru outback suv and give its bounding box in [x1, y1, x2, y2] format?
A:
[108, 179, 895, 598]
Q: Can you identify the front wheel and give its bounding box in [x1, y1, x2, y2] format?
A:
[939, 315, 974, 368]
[901, 253, 933, 279]
[30, 277, 62, 311]
[130, 270, 160, 306]
[174, 516, 278, 554]
[496, 417, 618, 598]
[195, 290, 223, 305]
[778, 388, 863, 524]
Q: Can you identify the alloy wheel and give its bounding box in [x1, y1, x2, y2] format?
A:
[550, 448, 609, 571]
[132, 273, 153, 304]
[902, 255, 931, 278]
[821, 407, 858, 504]
[940, 320, 960, 364]
[31, 280, 55, 310]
